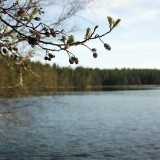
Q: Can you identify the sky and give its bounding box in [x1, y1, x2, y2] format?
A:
[32, 0, 160, 69]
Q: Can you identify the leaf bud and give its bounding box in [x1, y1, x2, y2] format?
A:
[34, 17, 41, 21]
[62, 36, 66, 41]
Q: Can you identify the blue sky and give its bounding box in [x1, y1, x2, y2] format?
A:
[32, 0, 160, 69]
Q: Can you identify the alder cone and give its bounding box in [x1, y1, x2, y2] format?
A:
[50, 28, 56, 38]
[2, 48, 7, 54]
[13, 47, 18, 52]
[48, 53, 55, 58]
[48, 57, 52, 61]
[45, 31, 50, 37]
[69, 58, 74, 64]
[8, 47, 12, 51]
[75, 58, 79, 64]
[93, 53, 98, 58]
[28, 37, 37, 47]
[104, 43, 111, 51]
[44, 56, 48, 60]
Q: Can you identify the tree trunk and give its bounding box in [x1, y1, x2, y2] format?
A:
[19, 67, 23, 87]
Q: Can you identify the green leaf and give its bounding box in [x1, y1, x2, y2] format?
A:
[113, 19, 121, 28]
[32, 8, 39, 16]
[29, 8, 39, 22]
[67, 35, 74, 45]
[59, 39, 65, 44]
[29, 15, 34, 22]
[34, 2, 39, 7]
[17, 0, 20, 4]
[107, 16, 113, 26]
[24, 17, 29, 21]
[85, 28, 91, 39]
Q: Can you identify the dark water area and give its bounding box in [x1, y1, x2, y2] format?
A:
[1, 88, 160, 159]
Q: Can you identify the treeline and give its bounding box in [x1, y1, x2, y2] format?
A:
[0, 58, 160, 90]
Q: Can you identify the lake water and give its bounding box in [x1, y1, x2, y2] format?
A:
[1, 88, 160, 159]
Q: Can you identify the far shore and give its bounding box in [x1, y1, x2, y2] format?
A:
[1, 85, 160, 98]
[85, 85, 160, 89]
[1, 84, 160, 90]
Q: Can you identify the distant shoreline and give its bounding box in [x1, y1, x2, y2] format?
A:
[1, 85, 160, 90]
[86, 85, 160, 88]
[1, 85, 160, 98]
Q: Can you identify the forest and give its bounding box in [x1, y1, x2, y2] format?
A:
[0, 58, 160, 92]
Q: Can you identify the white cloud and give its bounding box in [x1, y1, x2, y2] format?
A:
[85, 0, 160, 28]
[93, 0, 141, 8]
[39, 0, 160, 69]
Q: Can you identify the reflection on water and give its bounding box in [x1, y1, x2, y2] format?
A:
[1, 89, 160, 159]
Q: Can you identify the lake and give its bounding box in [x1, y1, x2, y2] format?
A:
[1, 88, 160, 159]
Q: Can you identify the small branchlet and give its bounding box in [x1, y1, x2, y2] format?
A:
[0, 1, 121, 65]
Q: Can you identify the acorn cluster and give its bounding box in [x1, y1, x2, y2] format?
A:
[44, 52, 55, 61]
[92, 48, 98, 58]
[69, 56, 79, 64]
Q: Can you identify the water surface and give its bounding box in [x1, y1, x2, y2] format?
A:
[1, 89, 160, 159]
